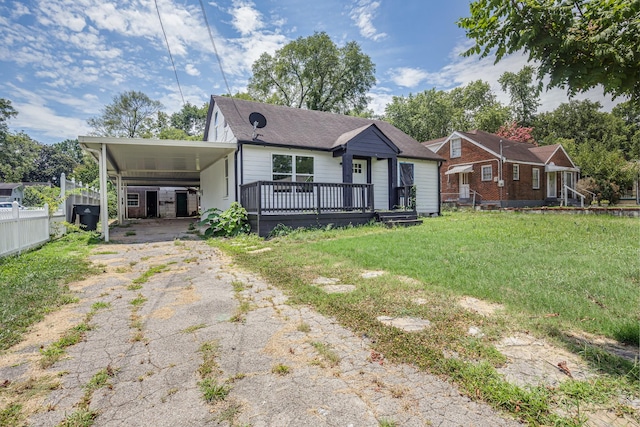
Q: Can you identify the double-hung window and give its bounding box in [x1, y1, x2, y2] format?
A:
[513, 164, 520, 181]
[532, 168, 540, 189]
[481, 165, 492, 181]
[450, 138, 461, 158]
[272, 154, 314, 191]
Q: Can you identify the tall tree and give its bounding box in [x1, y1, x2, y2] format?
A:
[498, 66, 541, 126]
[87, 91, 164, 138]
[0, 98, 17, 134]
[169, 102, 208, 137]
[458, 0, 640, 103]
[248, 32, 376, 114]
[0, 132, 42, 182]
[385, 81, 510, 141]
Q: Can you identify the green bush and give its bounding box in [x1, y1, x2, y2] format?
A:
[199, 202, 250, 238]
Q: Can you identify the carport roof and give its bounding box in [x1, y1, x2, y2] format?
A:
[78, 136, 236, 186]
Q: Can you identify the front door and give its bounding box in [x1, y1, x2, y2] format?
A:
[352, 160, 367, 184]
[459, 173, 470, 199]
[176, 192, 188, 217]
[547, 172, 557, 198]
[146, 191, 158, 217]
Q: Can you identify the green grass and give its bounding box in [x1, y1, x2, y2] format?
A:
[0, 233, 99, 350]
[212, 211, 639, 426]
[131, 264, 169, 284]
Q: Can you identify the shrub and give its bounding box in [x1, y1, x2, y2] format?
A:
[199, 202, 250, 238]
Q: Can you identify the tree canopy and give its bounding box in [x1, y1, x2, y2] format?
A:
[87, 91, 164, 138]
[384, 81, 510, 141]
[458, 0, 640, 103]
[248, 32, 376, 114]
[498, 66, 541, 127]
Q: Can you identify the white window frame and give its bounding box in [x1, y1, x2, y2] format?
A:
[450, 138, 461, 158]
[271, 154, 315, 191]
[127, 193, 139, 207]
[223, 157, 229, 198]
[481, 165, 492, 181]
[513, 164, 520, 181]
[532, 168, 540, 189]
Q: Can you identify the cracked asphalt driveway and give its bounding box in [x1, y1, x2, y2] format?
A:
[2, 219, 521, 426]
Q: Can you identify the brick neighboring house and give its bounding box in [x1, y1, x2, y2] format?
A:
[425, 130, 581, 208]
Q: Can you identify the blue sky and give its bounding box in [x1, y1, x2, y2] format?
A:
[0, 0, 614, 144]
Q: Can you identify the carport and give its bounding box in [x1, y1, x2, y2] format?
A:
[79, 136, 236, 242]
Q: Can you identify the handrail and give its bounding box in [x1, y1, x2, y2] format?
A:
[564, 185, 586, 208]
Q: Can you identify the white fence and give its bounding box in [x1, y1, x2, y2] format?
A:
[0, 173, 100, 258]
[0, 203, 52, 257]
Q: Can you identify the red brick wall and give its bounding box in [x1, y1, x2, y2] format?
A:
[436, 138, 546, 203]
[547, 147, 574, 168]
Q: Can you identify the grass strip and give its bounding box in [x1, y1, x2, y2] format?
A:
[0, 233, 99, 350]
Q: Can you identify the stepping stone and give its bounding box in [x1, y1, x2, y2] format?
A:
[468, 326, 484, 337]
[376, 316, 431, 332]
[361, 270, 385, 279]
[312, 277, 340, 285]
[247, 247, 272, 254]
[322, 284, 356, 294]
[412, 298, 428, 305]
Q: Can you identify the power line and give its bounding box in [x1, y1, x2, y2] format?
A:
[198, 0, 232, 97]
[154, 0, 185, 106]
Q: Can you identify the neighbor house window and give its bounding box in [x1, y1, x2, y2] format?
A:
[127, 193, 139, 207]
[450, 138, 461, 158]
[513, 164, 520, 181]
[272, 154, 314, 190]
[532, 168, 540, 189]
[481, 165, 492, 181]
[223, 157, 229, 198]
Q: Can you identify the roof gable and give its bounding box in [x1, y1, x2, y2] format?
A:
[332, 124, 400, 158]
[207, 95, 443, 161]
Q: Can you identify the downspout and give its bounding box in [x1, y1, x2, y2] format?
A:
[437, 161, 442, 216]
[499, 139, 503, 208]
[235, 141, 243, 202]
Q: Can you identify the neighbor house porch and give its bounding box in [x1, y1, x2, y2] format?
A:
[240, 180, 416, 236]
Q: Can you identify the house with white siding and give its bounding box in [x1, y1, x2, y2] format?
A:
[79, 95, 443, 239]
[201, 95, 443, 235]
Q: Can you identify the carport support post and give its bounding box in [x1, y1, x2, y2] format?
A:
[116, 174, 123, 225]
[101, 143, 109, 242]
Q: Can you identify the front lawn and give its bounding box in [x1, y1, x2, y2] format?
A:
[213, 211, 639, 426]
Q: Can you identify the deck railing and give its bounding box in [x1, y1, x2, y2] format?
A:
[240, 181, 374, 215]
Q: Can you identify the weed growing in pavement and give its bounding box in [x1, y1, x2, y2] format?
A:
[271, 364, 291, 376]
[199, 378, 231, 403]
[378, 419, 397, 427]
[126, 284, 143, 291]
[297, 322, 311, 333]
[129, 294, 147, 306]
[197, 341, 235, 405]
[131, 264, 168, 285]
[310, 342, 340, 368]
[182, 324, 207, 333]
[59, 366, 116, 426]
[39, 323, 91, 368]
[0, 376, 61, 425]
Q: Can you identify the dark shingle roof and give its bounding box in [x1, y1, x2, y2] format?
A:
[458, 130, 549, 164]
[212, 95, 443, 161]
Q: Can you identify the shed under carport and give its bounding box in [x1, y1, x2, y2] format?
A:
[79, 136, 236, 241]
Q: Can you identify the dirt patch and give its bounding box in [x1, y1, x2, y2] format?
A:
[566, 331, 639, 363]
[149, 306, 175, 320]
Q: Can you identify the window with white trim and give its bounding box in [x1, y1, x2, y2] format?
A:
[513, 164, 520, 181]
[272, 154, 314, 191]
[532, 168, 540, 189]
[127, 193, 139, 207]
[450, 138, 461, 158]
[481, 165, 492, 181]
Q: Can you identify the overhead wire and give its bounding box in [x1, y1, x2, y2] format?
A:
[154, 0, 186, 106]
[198, 0, 233, 97]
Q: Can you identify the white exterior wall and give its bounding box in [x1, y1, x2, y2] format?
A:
[242, 145, 342, 184]
[200, 155, 235, 212]
[371, 159, 389, 210]
[206, 104, 235, 143]
[401, 158, 439, 214]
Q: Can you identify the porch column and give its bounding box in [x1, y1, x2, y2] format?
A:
[100, 143, 109, 242]
[342, 153, 353, 208]
[116, 174, 123, 225]
[388, 157, 397, 209]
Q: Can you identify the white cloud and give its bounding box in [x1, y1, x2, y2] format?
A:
[388, 67, 446, 88]
[11, 3, 31, 19]
[229, 1, 264, 36]
[11, 101, 91, 140]
[185, 64, 200, 76]
[367, 89, 394, 116]
[349, 0, 387, 41]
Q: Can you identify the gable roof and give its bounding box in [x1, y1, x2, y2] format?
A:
[207, 95, 443, 161]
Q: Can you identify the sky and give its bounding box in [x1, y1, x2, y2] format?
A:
[0, 0, 617, 145]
